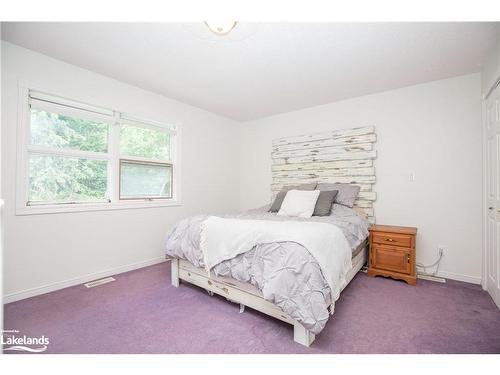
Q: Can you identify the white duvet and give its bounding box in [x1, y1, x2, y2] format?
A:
[200, 216, 353, 301]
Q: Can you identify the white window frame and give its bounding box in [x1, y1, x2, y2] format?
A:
[118, 118, 174, 200]
[15, 83, 182, 215]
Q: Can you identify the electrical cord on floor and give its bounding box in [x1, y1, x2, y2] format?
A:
[416, 252, 443, 277]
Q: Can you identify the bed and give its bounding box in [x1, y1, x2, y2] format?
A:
[166, 205, 369, 346]
[165, 126, 376, 347]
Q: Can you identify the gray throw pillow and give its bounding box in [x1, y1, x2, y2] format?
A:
[313, 190, 338, 216]
[316, 183, 360, 208]
[269, 191, 287, 212]
[269, 183, 318, 212]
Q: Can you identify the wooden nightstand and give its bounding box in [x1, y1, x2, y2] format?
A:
[367, 225, 417, 285]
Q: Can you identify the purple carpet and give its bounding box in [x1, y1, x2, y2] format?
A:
[3, 261, 500, 354]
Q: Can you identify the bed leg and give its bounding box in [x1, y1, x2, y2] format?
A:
[171, 259, 180, 287]
[293, 324, 315, 347]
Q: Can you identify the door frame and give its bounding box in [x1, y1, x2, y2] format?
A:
[482, 95, 487, 291]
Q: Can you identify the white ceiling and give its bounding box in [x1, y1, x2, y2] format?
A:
[2, 22, 499, 121]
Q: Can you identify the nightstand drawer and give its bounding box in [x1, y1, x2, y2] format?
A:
[372, 232, 413, 248]
[371, 244, 412, 275]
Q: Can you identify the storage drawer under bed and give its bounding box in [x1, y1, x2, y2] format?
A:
[177, 262, 295, 325]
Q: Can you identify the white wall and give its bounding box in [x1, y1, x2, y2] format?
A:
[1, 42, 241, 301]
[240, 73, 483, 283]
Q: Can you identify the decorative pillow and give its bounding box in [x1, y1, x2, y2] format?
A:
[316, 183, 360, 208]
[278, 190, 321, 218]
[313, 190, 338, 216]
[269, 183, 318, 212]
[269, 191, 287, 212]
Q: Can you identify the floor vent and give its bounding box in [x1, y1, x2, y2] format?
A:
[84, 277, 116, 288]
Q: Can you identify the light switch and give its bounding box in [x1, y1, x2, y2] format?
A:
[409, 172, 415, 182]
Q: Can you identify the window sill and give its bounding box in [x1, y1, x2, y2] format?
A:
[15, 199, 182, 216]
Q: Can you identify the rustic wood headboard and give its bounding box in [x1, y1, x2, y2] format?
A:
[271, 126, 377, 224]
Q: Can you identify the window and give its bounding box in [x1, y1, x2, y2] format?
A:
[118, 121, 173, 200]
[17, 88, 180, 214]
[27, 104, 111, 205]
[120, 160, 172, 199]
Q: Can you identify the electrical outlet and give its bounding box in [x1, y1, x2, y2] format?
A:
[437, 246, 445, 257]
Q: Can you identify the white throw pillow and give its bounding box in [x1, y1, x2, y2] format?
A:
[278, 189, 321, 218]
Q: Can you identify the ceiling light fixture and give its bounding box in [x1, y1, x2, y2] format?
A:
[204, 21, 237, 36]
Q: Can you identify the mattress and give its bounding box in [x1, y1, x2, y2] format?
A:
[352, 238, 368, 258]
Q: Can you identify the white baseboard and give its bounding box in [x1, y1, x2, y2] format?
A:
[436, 270, 482, 285]
[3, 257, 167, 304]
[3, 258, 482, 304]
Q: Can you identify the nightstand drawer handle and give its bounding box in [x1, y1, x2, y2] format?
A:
[386, 238, 394, 242]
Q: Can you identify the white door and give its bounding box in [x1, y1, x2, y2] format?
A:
[485, 84, 500, 309]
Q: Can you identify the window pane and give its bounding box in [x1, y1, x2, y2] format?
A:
[120, 161, 171, 199]
[120, 124, 170, 160]
[30, 109, 108, 153]
[28, 155, 108, 203]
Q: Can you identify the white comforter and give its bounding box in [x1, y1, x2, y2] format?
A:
[200, 216, 352, 301]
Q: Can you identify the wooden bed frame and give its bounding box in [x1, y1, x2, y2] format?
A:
[171, 246, 367, 347]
